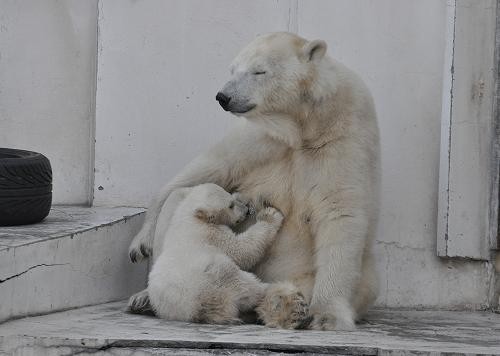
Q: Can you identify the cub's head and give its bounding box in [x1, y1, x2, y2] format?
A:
[216, 32, 327, 118]
[187, 183, 248, 226]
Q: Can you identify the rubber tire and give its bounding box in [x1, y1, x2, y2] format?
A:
[0, 148, 52, 226]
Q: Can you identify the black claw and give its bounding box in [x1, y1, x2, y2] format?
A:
[127, 294, 154, 316]
[295, 315, 314, 330]
[139, 244, 149, 257]
[129, 250, 138, 263]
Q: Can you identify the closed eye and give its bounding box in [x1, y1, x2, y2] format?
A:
[253, 71, 266, 75]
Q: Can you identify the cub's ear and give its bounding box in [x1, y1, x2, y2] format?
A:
[195, 208, 215, 224]
[302, 40, 327, 62]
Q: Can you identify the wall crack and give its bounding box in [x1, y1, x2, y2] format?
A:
[0, 263, 69, 283]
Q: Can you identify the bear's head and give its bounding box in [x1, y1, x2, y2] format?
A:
[186, 183, 249, 226]
[216, 32, 327, 124]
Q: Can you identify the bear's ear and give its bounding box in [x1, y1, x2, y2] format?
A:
[302, 40, 327, 63]
[195, 208, 215, 224]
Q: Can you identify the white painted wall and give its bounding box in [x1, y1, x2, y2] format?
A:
[94, 0, 293, 205]
[0, 0, 97, 204]
[437, 0, 498, 260]
[94, 0, 497, 309]
[297, 0, 494, 309]
[1, 0, 496, 309]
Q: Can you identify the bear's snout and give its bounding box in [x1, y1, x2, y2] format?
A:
[216, 92, 231, 111]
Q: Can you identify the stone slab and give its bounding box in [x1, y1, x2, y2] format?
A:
[0, 206, 143, 250]
[0, 301, 499, 355]
[0, 206, 148, 323]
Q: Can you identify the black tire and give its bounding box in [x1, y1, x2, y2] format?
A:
[0, 148, 52, 226]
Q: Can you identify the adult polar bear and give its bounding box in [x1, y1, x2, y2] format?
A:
[129, 32, 380, 330]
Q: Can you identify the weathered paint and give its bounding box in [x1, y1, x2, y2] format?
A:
[0, 206, 147, 323]
[0, 0, 98, 204]
[437, 0, 498, 260]
[91, 0, 499, 310]
[1, 0, 497, 311]
[94, 0, 294, 207]
[296, 0, 497, 309]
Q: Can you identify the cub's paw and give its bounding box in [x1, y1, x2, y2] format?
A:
[232, 192, 256, 216]
[256, 282, 310, 330]
[256, 207, 284, 226]
[128, 233, 153, 263]
[127, 289, 154, 315]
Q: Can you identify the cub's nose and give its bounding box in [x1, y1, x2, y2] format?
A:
[216, 92, 231, 111]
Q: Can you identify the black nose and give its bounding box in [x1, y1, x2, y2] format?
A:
[216, 92, 231, 111]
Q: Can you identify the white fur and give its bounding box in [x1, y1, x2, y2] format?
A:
[147, 183, 284, 324]
[130, 32, 380, 330]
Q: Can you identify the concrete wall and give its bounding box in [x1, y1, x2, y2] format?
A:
[0, 0, 97, 204]
[93, 0, 496, 309]
[296, 1, 494, 309]
[1, 0, 496, 309]
[94, 0, 293, 205]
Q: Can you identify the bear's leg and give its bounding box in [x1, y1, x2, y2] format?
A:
[234, 270, 268, 312]
[129, 187, 190, 263]
[196, 308, 242, 325]
[198, 270, 268, 326]
[127, 289, 154, 315]
[308, 211, 372, 331]
[128, 205, 161, 263]
[352, 247, 378, 321]
[203, 207, 283, 272]
[256, 282, 311, 329]
[195, 289, 242, 325]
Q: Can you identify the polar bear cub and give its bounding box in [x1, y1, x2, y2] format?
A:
[148, 183, 284, 324]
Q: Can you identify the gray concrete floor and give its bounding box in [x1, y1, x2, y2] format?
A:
[0, 301, 499, 355]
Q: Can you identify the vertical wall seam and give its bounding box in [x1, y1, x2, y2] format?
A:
[444, 0, 457, 256]
[490, 0, 500, 250]
[437, 0, 457, 257]
[88, 0, 99, 206]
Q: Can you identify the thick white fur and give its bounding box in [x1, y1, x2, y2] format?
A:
[148, 183, 284, 324]
[129, 32, 380, 330]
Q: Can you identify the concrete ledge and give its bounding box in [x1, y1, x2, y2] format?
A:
[0, 301, 499, 355]
[0, 206, 147, 322]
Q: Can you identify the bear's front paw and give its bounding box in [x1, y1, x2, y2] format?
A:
[256, 282, 310, 330]
[128, 232, 153, 263]
[256, 207, 284, 226]
[309, 303, 356, 330]
[309, 313, 355, 331]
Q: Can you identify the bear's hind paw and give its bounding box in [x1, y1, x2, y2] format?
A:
[127, 289, 154, 315]
[256, 282, 310, 330]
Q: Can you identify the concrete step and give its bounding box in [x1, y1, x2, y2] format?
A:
[0, 206, 147, 323]
[0, 301, 499, 355]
